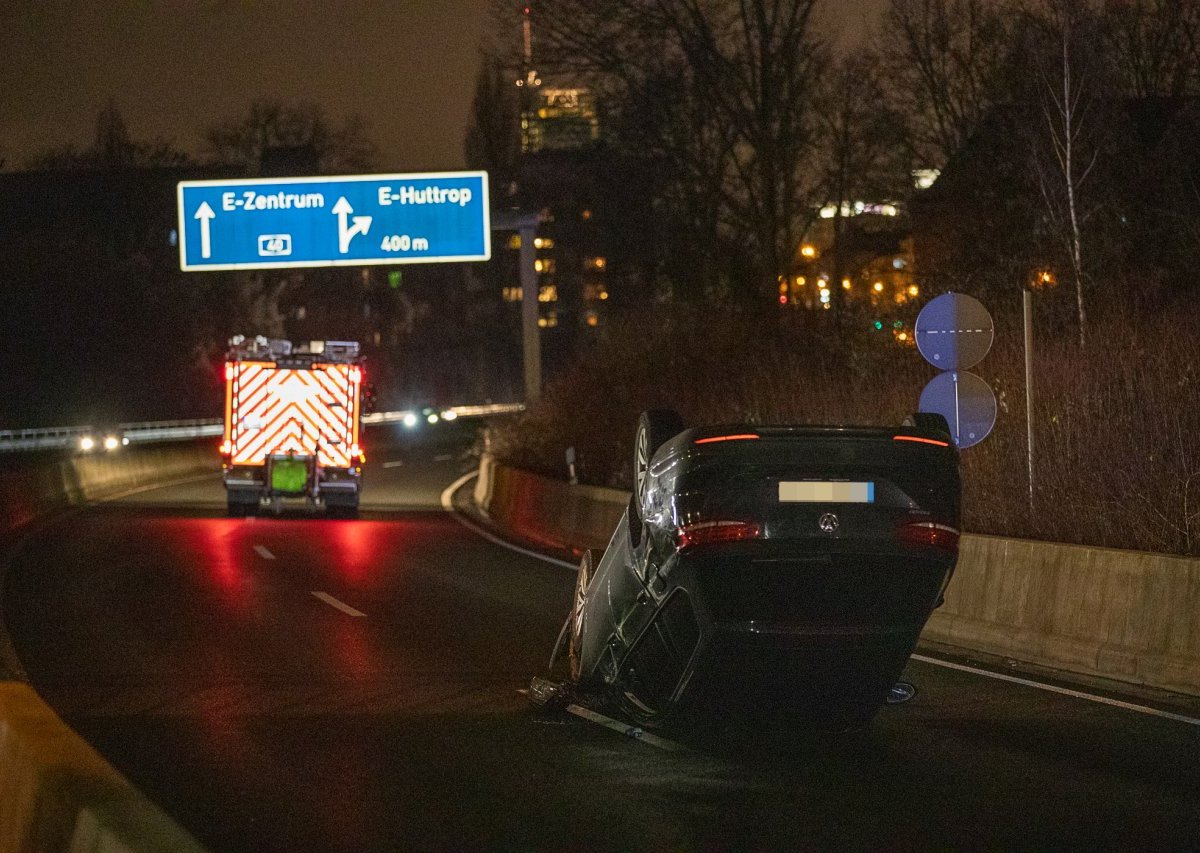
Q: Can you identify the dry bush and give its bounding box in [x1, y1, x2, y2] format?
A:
[491, 303, 1200, 555]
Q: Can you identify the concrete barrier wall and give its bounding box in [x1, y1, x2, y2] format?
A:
[475, 454, 1200, 699]
[0, 444, 215, 852]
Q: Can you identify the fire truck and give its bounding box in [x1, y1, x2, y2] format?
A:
[221, 336, 365, 516]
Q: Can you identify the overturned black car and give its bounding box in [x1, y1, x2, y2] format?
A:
[543, 410, 961, 729]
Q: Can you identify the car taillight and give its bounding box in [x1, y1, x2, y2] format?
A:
[897, 521, 960, 553]
[677, 520, 762, 550]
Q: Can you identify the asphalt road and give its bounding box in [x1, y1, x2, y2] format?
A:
[4, 425, 1199, 851]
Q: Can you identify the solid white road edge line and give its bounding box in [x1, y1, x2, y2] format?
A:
[439, 471, 578, 571]
[910, 654, 1200, 727]
[253, 545, 276, 560]
[383, 460, 405, 468]
[565, 704, 686, 752]
[312, 591, 366, 618]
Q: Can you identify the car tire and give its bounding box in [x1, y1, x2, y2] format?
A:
[632, 409, 685, 522]
[568, 549, 595, 681]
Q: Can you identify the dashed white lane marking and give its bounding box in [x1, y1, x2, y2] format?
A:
[910, 654, 1200, 727]
[383, 460, 405, 468]
[253, 545, 276, 560]
[439, 472, 578, 571]
[433, 453, 454, 462]
[311, 591, 366, 618]
[566, 704, 686, 751]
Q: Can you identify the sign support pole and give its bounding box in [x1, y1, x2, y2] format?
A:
[492, 210, 542, 404]
[1023, 288, 1035, 519]
[518, 217, 541, 403]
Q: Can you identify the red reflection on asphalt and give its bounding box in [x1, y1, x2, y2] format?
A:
[325, 519, 386, 583]
[173, 518, 255, 613]
[330, 618, 379, 683]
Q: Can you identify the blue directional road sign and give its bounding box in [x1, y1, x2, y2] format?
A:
[177, 171, 490, 271]
[919, 370, 997, 449]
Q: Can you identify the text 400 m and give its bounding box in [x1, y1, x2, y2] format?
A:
[380, 235, 430, 252]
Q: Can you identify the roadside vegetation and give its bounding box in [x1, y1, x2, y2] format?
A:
[491, 295, 1200, 558]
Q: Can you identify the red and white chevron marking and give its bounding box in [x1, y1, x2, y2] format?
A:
[228, 362, 358, 467]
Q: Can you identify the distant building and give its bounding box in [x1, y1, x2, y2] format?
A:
[499, 2, 611, 341]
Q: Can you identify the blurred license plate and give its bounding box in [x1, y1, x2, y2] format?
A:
[778, 481, 874, 503]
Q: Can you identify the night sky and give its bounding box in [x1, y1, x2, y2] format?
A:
[1, 0, 888, 173]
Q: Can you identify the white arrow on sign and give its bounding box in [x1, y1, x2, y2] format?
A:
[333, 197, 372, 253]
[194, 201, 215, 259]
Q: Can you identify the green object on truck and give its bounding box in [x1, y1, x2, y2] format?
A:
[271, 457, 308, 494]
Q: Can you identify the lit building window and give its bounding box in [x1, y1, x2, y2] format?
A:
[503, 287, 523, 302]
[533, 237, 554, 249]
[800, 244, 817, 259]
[908, 285, 919, 297]
[507, 234, 522, 250]
[538, 285, 558, 303]
[584, 256, 606, 271]
[913, 168, 941, 190]
[873, 282, 884, 293]
[585, 312, 599, 327]
[581, 209, 593, 221]
[841, 278, 851, 290]
[538, 313, 559, 328]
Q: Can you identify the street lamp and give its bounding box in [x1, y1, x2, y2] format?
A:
[1023, 268, 1058, 518]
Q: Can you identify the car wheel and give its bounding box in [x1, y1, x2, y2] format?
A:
[632, 409, 685, 521]
[568, 549, 595, 681]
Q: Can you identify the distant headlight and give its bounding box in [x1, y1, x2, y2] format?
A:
[441, 410, 458, 421]
[426, 412, 440, 425]
[79, 435, 96, 452]
[403, 412, 419, 429]
[103, 435, 121, 451]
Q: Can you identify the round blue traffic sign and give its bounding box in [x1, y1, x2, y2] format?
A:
[918, 370, 997, 449]
[915, 292, 994, 370]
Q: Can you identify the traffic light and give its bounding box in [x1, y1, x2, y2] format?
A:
[873, 320, 883, 331]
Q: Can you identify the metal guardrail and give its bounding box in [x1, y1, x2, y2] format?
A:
[0, 404, 525, 454]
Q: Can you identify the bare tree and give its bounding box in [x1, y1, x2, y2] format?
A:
[1028, 0, 1103, 348]
[877, 0, 1015, 170]
[501, 0, 827, 304]
[28, 99, 189, 170]
[1104, 0, 1198, 97]
[464, 57, 522, 197]
[813, 54, 911, 320]
[204, 101, 377, 174]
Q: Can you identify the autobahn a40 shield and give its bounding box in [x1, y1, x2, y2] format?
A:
[918, 370, 997, 449]
[177, 171, 490, 271]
